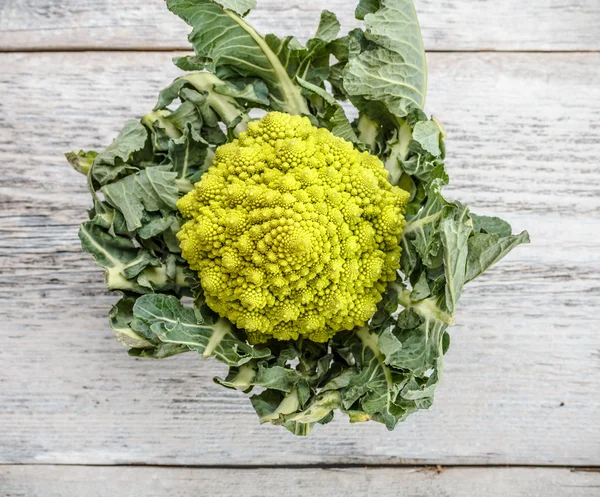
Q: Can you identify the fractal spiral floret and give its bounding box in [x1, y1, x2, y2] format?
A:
[177, 112, 410, 342]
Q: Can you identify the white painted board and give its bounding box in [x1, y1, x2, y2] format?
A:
[0, 0, 599, 51]
[0, 51, 599, 466]
[1, 466, 599, 497]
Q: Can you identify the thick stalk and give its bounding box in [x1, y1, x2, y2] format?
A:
[384, 118, 413, 185]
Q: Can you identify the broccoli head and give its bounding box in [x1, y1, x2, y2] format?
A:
[177, 112, 410, 342]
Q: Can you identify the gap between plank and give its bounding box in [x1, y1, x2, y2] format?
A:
[0, 463, 598, 471]
[0, 48, 599, 54]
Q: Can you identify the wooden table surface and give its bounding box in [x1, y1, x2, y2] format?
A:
[1, 1, 599, 495]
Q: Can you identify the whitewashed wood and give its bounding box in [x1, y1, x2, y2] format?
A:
[1, 0, 600, 51]
[0, 52, 599, 466]
[1, 466, 599, 497]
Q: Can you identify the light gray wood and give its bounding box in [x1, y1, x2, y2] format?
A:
[1, 0, 599, 52]
[1, 51, 599, 466]
[1, 466, 599, 497]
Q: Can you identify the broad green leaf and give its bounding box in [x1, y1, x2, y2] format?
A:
[92, 120, 149, 185]
[167, 123, 211, 187]
[253, 362, 302, 392]
[110, 296, 191, 358]
[342, 328, 413, 430]
[401, 153, 446, 185]
[172, 55, 210, 72]
[355, 0, 379, 20]
[440, 209, 472, 313]
[162, 101, 203, 138]
[410, 271, 431, 301]
[413, 120, 442, 156]
[262, 10, 341, 95]
[167, 0, 309, 115]
[380, 316, 447, 377]
[133, 294, 271, 366]
[109, 296, 154, 348]
[401, 185, 449, 276]
[162, 219, 184, 253]
[80, 219, 193, 294]
[283, 391, 341, 433]
[88, 201, 130, 237]
[102, 166, 178, 232]
[137, 213, 178, 240]
[344, 0, 427, 117]
[155, 78, 192, 111]
[251, 389, 296, 423]
[321, 368, 357, 392]
[128, 343, 191, 359]
[466, 231, 530, 283]
[327, 29, 364, 100]
[79, 221, 159, 291]
[214, 0, 255, 16]
[314, 10, 341, 43]
[213, 79, 269, 107]
[471, 214, 513, 237]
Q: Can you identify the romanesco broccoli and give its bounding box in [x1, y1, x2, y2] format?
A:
[177, 112, 410, 342]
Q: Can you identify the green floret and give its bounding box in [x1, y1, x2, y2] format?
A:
[177, 112, 410, 342]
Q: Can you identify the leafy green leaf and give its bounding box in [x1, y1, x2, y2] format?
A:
[213, 79, 270, 107]
[92, 120, 149, 185]
[133, 294, 271, 366]
[355, 0, 379, 20]
[440, 208, 472, 313]
[102, 166, 178, 232]
[253, 362, 302, 392]
[283, 391, 341, 432]
[466, 231, 530, 283]
[342, 328, 414, 429]
[471, 214, 513, 237]
[401, 184, 449, 276]
[137, 214, 178, 240]
[167, 124, 210, 185]
[381, 315, 446, 377]
[109, 296, 154, 348]
[413, 120, 442, 157]
[79, 222, 159, 291]
[172, 55, 210, 72]
[250, 389, 292, 423]
[213, 0, 256, 16]
[410, 272, 431, 301]
[167, 0, 309, 115]
[343, 0, 427, 118]
[314, 10, 341, 43]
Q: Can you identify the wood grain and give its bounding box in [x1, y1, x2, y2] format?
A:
[1, 51, 599, 466]
[1, 466, 599, 497]
[1, 0, 600, 52]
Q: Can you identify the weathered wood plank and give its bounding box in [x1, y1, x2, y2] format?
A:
[1, 466, 599, 497]
[0, 52, 599, 466]
[1, 0, 599, 52]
